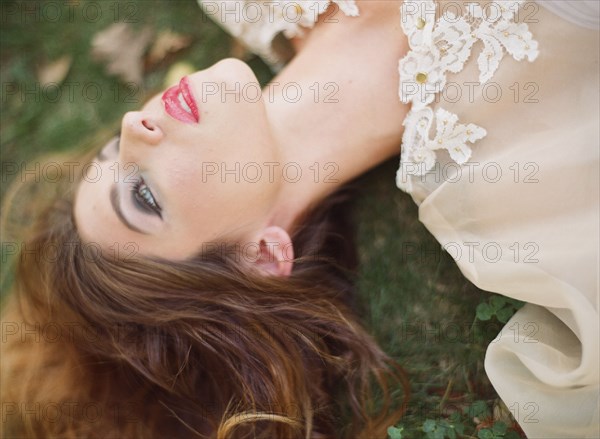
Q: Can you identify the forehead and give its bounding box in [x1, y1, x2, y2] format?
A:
[73, 162, 135, 256]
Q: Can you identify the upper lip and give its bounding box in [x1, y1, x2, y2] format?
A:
[162, 77, 200, 124]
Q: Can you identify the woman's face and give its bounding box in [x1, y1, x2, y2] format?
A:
[74, 58, 281, 260]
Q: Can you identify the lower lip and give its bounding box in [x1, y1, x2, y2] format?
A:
[162, 77, 199, 124]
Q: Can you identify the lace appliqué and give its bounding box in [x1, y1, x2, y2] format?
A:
[396, 0, 539, 193]
[200, 0, 359, 68]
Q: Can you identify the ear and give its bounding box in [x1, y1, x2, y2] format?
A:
[249, 226, 294, 277]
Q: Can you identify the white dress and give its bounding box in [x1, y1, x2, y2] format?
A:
[198, 1, 600, 437]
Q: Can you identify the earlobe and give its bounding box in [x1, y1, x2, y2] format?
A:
[251, 226, 294, 277]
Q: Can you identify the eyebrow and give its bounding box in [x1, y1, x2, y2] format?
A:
[110, 183, 148, 235]
[96, 132, 121, 161]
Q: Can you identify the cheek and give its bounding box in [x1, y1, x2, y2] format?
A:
[159, 159, 218, 219]
[165, 159, 257, 234]
[173, 179, 238, 244]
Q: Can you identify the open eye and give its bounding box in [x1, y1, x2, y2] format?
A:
[131, 177, 162, 218]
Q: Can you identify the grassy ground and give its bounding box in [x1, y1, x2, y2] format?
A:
[1, 1, 519, 437]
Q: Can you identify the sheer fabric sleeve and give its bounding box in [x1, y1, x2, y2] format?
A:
[396, 1, 599, 436]
[536, 0, 599, 30]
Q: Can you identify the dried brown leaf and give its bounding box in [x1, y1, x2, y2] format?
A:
[163, 62, 196, 89]
[91, 23, 153, 84]
[37, 55, 72, 86]
[148, 30, 192, 64]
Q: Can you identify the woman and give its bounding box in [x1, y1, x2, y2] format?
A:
[175, 0, 600, 436]
[2, 0, 598, 437]
[2, 2, 412, 437]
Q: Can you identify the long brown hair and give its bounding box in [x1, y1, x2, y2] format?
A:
[1, 145, 409, 438]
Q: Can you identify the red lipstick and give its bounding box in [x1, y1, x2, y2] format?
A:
[162, 77, 200, 124]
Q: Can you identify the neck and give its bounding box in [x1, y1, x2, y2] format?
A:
[262, 0, 409, 233]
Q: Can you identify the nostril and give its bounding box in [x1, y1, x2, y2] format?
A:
[142, 119, 155, 131]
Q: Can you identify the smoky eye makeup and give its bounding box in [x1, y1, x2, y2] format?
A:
[130, 176, 163, 219]
[96, 132, 121, 161]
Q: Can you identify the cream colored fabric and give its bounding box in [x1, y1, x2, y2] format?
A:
[414, 3, 599, 437]
[537, 0, 600, 30]
[199, 1, 600, 436]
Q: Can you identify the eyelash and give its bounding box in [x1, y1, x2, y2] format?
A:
[131, 177, 162, 218]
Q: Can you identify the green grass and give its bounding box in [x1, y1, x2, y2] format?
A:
[353, 161, 520, 436]
[1, 0, 517, 436]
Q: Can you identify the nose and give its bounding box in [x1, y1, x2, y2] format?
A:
[121, 111, 164, 146]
